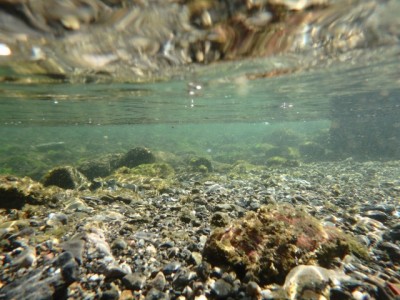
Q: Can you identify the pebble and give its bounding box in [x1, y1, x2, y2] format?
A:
[211, 278, 233, 299]
[283, 265, 350, 300]
[122, 273, 146, 291]
[112, 238, 128, 250]
[150, 271, 166, 291]
[363, 210, 389, 223]
[163, 261, 181, 275]
[105, 266, 129, 279]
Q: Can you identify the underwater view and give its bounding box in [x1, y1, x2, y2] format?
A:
[0, 0, 399, 299]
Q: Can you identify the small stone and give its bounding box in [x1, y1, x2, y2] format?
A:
[163, 261, 181, 275]
[46, 213, 68, 226]
[172, 268, 196, 290]
[100, 289, 119, 300]
[210, 212, 230, 228]
[150, 272, 166, 291]
[246, 281, 261, 297]
[122, 273, 146, 291]
[196, 262, 211, 280]
[112, 238, 128, 250]
[283, 265, 349, 300]
[190, 251, 202, 266]
[105, 266, 129, 279]
[145, 244, 157, 256]
[211, 279, 233, 299]
[363, 210, 388, 223]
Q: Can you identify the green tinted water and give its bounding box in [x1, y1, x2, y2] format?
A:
[0, 47, 399, 179]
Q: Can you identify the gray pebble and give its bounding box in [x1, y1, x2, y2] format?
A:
[211, 279, 233, 299]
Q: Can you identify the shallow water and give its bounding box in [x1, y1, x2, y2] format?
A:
[0, 46, 399, 178]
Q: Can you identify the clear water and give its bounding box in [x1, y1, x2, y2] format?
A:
[0, 46, 399, 179]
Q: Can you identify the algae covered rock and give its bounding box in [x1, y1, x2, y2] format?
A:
[42, 166, 89, 190]
[188, 156, 213, 173]
[202, 205, 368, 285]
[118, 147, 156, 168]
[78, 153, 122, 180]
[0, 175, 59, 209]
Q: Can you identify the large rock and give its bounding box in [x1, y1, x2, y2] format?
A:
[202, 204, 368, 284]
[117, 147, 156, 169]
[42, 166, 89, 190]
[0, 175, 56, 209]
[78, 154, 122, 180]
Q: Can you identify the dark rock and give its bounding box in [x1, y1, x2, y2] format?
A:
[210, 212, 230, 228]
[0, 176, 49, 209]
[379, 242, 400, 262]
[61, 260, 79, 284]
[100, 289, 119, 300]
[112, 238, 128, 250]
[385, 223, 400, 241]
[162, 261, 181, 275]
[42, 166, 89, 190]
[189, 156, 213, 172]
[118, 147, 156, 168]
[105, 266, 129, 279]
[211, 279, 233, 299]
[53, 251, 75, 268]
[78, 154, 122, 180]
[172, 268, 196, 290]
[122, 273, 146, 290]
[363, 210, 388, 223]
[196, 261, 211, 280]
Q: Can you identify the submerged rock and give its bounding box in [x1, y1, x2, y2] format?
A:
[42, 166, 89, 190]
[0, 175, 57, 209]
[78, 153, 122, 180]
[189, 156, 213, 173]
[117, 147, 156, 169]
[202, 204, 368, 284]
[283, 265, 351, 300]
